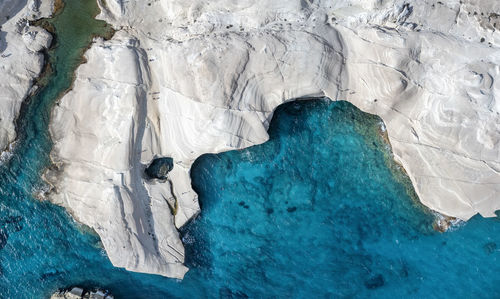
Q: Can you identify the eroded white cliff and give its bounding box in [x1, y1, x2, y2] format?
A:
[0, 0, 53, 151]
[45, 0, 500, 278]
[46, 32, 187, 278]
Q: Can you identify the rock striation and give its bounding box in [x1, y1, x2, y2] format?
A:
[45, 0, 500, 278]
[0, 0, 53, 151]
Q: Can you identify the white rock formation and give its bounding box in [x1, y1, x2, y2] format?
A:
[51, 287, 113, 299]
[0, 0, 53, 151]
[46, 0, 500, 278]
[47, 31, 187, 278]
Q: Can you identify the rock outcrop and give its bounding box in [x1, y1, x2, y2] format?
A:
[45, 0, 500, 278]
[51, 287, 113, 299]
[0, 0, 53, 151]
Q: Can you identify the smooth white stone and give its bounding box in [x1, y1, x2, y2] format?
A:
[46, 0, 500, 278]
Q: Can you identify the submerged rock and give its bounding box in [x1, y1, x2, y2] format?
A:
[364, 274, 385, 289]
[0, 229, 7, 250]
[483, 242, 497, 254]
[219, 287, 249, 299]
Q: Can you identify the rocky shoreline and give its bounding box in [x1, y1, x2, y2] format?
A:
[1, 0, 499, 279]
[0, 0, 54, 151]
[51, 287, 113, 299]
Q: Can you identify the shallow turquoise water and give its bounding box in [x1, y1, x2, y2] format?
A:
[2, 96, 500, 298]
[1, 0, 500, 297]
[186, 100, 500, 298]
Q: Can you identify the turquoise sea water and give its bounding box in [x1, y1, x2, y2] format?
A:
[2, 96, 500, 298]
[1, 1, 500, 298]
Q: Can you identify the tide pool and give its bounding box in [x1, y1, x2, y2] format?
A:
[0, 1, 500, 298]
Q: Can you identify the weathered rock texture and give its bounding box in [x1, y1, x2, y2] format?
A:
[0, 0, 53, 151]
[45, 0, 500, 278]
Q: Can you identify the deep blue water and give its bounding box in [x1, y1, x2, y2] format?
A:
[1, 96, 500, 298]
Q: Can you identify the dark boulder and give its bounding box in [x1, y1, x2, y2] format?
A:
[145, 157, 174, 180]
